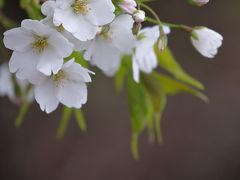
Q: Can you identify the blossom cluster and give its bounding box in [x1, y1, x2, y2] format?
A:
[1, 0, 223, 114]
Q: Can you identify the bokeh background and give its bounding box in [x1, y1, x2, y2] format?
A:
[1, 0, 240, 180]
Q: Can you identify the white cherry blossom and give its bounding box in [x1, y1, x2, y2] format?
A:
[0, 63, 15, 100]
[191, 27, 223, 58]
[84, 14, 136, 76]
[3, 19, 74, 81]
[133, 25, 170, 83]
[41, 0, 87, 51]
[0, 63, 34, 103]
[33, 59, 93, 113]
[50, 0, 115, 41]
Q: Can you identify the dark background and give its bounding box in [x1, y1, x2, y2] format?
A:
[1, 0, 240, 180]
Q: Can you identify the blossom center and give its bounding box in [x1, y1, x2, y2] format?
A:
[32, 35, 48, 53]
[53, 70, 66, 82]
[100, 26, 111, 41]
[56, 25, 65, 33]
[73, 0, 88, 15]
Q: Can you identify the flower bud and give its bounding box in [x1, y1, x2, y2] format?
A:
[187, 0, 209, 6]
[132, 22, 142, 35]
[118, 0, 137, 14]
[157, 35, 168, 52]
[133, 10, 145, 23]
[191, 27, 223, 58]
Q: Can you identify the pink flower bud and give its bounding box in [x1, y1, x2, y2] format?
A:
[118, 0, 137, 14]
[188, 0, 209, 6]
[133, 10, 145, 23]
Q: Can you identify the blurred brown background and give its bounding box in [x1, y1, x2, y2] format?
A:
[1, 0, 240, 180]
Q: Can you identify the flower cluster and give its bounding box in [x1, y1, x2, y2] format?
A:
[1, 0, 223, 114]
[0, 0, 224, 158]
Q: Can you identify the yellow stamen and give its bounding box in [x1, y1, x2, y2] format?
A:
[102, 32, 110, 41]
[32, 35, 48, 53]
[73, 0, 88, 15]
[53, 70, 66, 82]
[56, 25, 65, 32]
[100, 25, 111, 41]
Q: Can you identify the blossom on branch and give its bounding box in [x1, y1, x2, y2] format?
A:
[34, 59, 93, 113]
[191, 27, 223, 58]
[3, 19, 74, 80]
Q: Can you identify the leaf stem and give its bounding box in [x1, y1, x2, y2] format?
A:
[145, 17, 193, 32]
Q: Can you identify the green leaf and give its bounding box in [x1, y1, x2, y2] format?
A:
[66, 51, 89, 68]
[74, 109, 87, 132]
[155, 47, 204, 90]
[20, 0, 42, 20]
[131, 133, 140, 160]
[155, 112, 165, 144]
[128, 78, 152, 133]
[127, 77, 154, 159]
[115, 64, 127, 92]
[15, 100, 30, 127]
[154, 73, 208, 102]
[0, 0, 4, 8]
[114, 56, 131, 92]
[57, 107, 73, 139]
[142, 74, 167, 144]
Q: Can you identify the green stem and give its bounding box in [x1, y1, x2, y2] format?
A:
[74, 109, 87, 132]
[15, 101, 30, 127]
[145, 17, 193, 32]
[140, 3, 166, 43]
[57, 107, 73, 139]
[140, 3, 161, 24]
[155, 113, 163, 144]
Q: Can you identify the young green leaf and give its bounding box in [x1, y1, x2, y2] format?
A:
[153, 73, 208, 102]
[155, 47, 204, 90]
[15, 100, 30, 127]
[57, 107, 73, 139]
[20, 0, 42, 20]
[114, 56, 132, 92]
[127, 76, 154, 159]
[74, 109, 87, 132]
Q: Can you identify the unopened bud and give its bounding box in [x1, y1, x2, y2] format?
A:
[157, 35, 168, 51]
[132, 22, 142, 35]
[118, 0, 137, 14]
[133, 10, 145, 23]
[187, 0, 209, 6]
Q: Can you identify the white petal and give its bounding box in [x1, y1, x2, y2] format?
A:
[62, 30, 88, 51]
[3, 28, 34, 52]
[21, 19, 53, 36]
[139, 50, 157, 73]
[87, 0, 115, 25]
[34, 78, 59, 113]
[191, 28, 223, 58]
[163, 25, 171, 35]
[84, 38, 122, 76]
[53, 8, 79, 30]
[41, 0, 56, 17]
[63, 60, 93, 82]
[110, 14, 136, 53]
[56, 0, 74, 9]
[132, 57, 140, 83]
[56, 81, 87, 108]
[9, 51, 38, 81]
[0, 63, 15, 100]
[72, 17, 98, 41]
[48, 30, 74, 57]
[37, 48, 64, 76]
